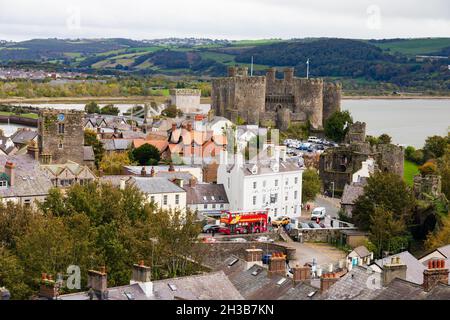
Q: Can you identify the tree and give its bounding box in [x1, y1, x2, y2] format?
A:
[161, 105, 182, 118]
[131, 143, 161, 166]
[84, 129, 105, 167]
[85, 101, 100, 114]
[352, 172, 415, 231]
[437, 146, 450, 200]
[425, 214, 450, 250]
[100, 104, 119, 116]
[423, 135, 448, 160]
[418, 160, 438, 175]
[302, 169, 321, 203]
[99, 152, 132, 175]
[324, 110, 353, 142]
[369, 207, 408, 258]
[0, 246, 31, 299]
[378, 133, 392, 144]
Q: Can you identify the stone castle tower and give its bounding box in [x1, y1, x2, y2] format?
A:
[211, 66, 341, 130]
[38, 109, 85, 164]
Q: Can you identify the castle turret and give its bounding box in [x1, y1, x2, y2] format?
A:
[228, 66, 237, 77]
[293, 78, 324, 130]
[283, 67, 294, 82]
[323, 82, 342, 126]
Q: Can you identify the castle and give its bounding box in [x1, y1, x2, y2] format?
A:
[211, 66, 341, 130]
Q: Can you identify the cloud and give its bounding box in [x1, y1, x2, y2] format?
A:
[0, 0, 449, 41]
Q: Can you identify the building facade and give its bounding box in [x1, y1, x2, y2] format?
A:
[169, 89, 201, 114]
[217, 146, 304, 220]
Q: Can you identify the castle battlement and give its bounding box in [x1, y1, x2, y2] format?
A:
[211, 67, 341, 131]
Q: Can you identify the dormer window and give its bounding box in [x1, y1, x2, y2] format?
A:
[0, 180, 8, 188]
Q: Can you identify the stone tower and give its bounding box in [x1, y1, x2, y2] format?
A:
[38, 109, 85, 164]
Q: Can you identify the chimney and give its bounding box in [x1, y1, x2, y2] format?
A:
[244, 247, 263, 270]
[268, 252, 286, 277]
[292, 264, 311, 283]
[4, 162, 15, 186]
[141, 167, 147, 177]
[130, 260, 153, 297]
[188, 177, 197, 187]
[39, 273, 59, 300]
[87, 267, 108, 300]
[320, 273, 339, 293]
[423, 259, 449, 292]
[382, 256, 407, 286]
[27, 140, 39, 160]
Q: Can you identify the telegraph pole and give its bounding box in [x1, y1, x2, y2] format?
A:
[306, 59, 310, 79]
[250, 56, 254, 76]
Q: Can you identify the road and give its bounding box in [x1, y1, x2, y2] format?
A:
[311, 195, 340, 219]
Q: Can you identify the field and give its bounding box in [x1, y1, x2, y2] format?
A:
[404, 160, 420, 186]
[372, 38, 450, 55]
[0, 111, 38, 119]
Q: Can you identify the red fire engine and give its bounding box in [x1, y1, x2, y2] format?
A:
[219, 210, 269, 235]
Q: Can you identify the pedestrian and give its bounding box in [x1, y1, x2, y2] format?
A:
[212, 229, 215, 237]
[316, 217, 320, 225]
[307, 204, 310, 211]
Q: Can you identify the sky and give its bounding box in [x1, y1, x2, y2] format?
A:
[0, 0, 449, 41]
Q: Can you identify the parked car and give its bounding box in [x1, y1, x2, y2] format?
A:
[300, 222, 311, 229]
[272, 216, 291, 227]
[256, 236, 274, 243]
[310, 222, 321, 228]
[218, 226, 247, 235]
[311, 207, 326, 220]
[202, 224, 221, 233]
[229, 237, 247, 243]
[308, 136, 321, 143]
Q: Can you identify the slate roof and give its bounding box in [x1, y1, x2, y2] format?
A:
[129, 177, 185, 194]
[437, 244, 450, 258]
[155, 171, 194, 183]
[9, 129, 38, 145]
[353, 246, 371, 258]
[101, 139, 132, 151]
[0, 154, 53, 198]
[183, 183, 229, 205]
[341, 182, 366, 205]
[425, 283, 450, 300]
[374, 278, 425, 300]
[324, 266, 384, 300]
[83, 146, 95, 161]
[59, 283, 149, 300]
[373, 251, 425, 285]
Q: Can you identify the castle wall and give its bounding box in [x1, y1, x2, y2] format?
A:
[169, 89, 201, 113]
[323, 82, 342, 126]
[293, 78, 324, 130]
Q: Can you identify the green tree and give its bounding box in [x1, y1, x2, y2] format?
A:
[100, 104, 119, 116]
[161, 105, 182, 118]
[84, 129, 105, 167]
[437, 146, 450, 199]
[302, 169, 321, 203]
[352, 172, 415, 231]
[99, 152, 132, 175]
[324, 110, 353, 142]
[131, 143, 161, 166]
[85, 101, 100, 114]
[369, 206, 409, 258]
[425, 214, 450, 250]
[0, 246, 31, 299]
[423, 135, 448, 160]
[378, 133, 392, 144]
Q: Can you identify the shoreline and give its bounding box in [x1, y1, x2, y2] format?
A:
[0, 95, 449, 105]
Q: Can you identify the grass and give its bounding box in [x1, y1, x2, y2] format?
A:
[373, 38, 450, 56]
[0, 111, 38, 119]
[404, 160, 420, 186]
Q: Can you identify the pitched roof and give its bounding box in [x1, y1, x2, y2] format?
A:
[324, 266, 383, 300]
[183, 183, 229, 205]
[129, 177, 185, 194]
[101, 139, 133, 151]
[353, 246, 371, 258]
[374, 278, 425, 300]
[374, 251, 425, 285]
[9, 129, 38, 145]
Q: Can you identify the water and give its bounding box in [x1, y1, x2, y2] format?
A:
[342, 99, 450, 148]
[0, 100, 448, 148]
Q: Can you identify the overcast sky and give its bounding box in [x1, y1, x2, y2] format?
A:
[0, 0, 449, 41]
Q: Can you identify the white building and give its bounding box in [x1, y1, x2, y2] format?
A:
[352, 157, 375, 183]
[121, 176, 187, 212]
[217, 145, 304, 220]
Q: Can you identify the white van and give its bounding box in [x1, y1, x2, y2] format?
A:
[308, 136, 321, 143]
[311, 207, 326, 220]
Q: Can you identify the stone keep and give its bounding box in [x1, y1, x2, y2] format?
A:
[211, 66, 341, 130]
[38, 109, 85, 164]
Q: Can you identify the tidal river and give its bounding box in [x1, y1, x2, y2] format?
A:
[342, 99, 450, 148]
[0, 99, 449, 148]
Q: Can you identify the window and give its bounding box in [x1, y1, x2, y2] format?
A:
[262, 194, 266, 204]
[24, 199, 31, 207]
[285, 195, 288, 201]
[275, 180, 278, 187]
[211, 196, 215, 201]
[150, 196, 155, 202]
[163, 195, 168, 205]
[294, 191, 298, 200]
[220, 204, 224, 208]
[204, 204, 208, 209]
[58, 123, 65, 134]
[285, 178, 289, 186]
[253, 196, 256, 205]
[58, 143, 63, 149]
[212, 204, 216, 209]
[253, 181, 257, 189]
[270, 193, 278, 204]
[0, 180, 7, 188]
[295, 177, 298, 184]
[263, 180, 267, 188]
[274, 208, 278, 216]
[227, 177, 230, 189]
[175, 194, 180, 205]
